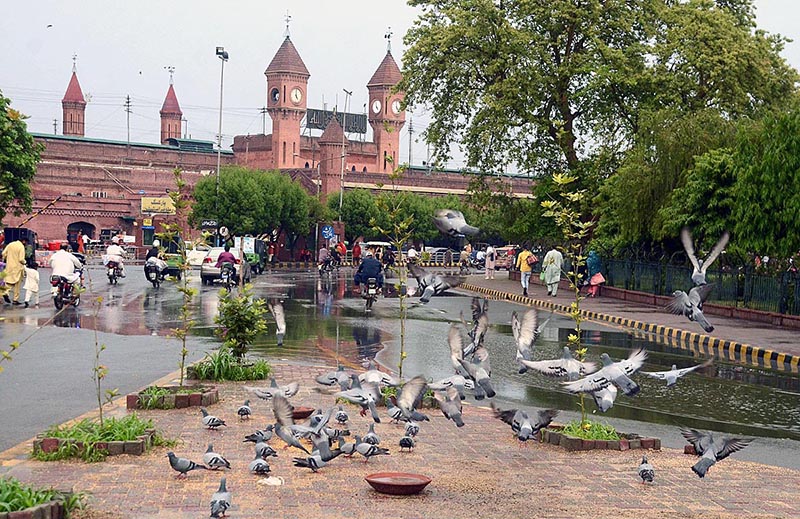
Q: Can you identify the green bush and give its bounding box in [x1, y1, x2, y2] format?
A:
[215, 284, 268, 357]
[557, 420, 620, 441]
[0, 476, 84, 514]
[191, 346, 271, 382]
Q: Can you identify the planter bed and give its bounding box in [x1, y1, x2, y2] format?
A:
[542, 425, 661, 452]
[1, 500, 66, 519]
[126, 385, 218, 410]
[33, 429, 156, 457]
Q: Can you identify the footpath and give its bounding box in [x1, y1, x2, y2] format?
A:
[460, 274, 800, 374]
[1, 362, 798, 519]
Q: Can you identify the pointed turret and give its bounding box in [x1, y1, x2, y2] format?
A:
[160, 84, 183, 143]
[367, 51, 403, 88]
[367, 51, 405, 172]
[265, 36, 310, 77]
[62, 68, 87, 137]
[318, 115, 347, 200]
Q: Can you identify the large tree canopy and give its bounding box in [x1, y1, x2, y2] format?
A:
[0, 91, 42, 223]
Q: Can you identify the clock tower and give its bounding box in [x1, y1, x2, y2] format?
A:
[367, 49, 405, 173]
[265, 36, 310, 169]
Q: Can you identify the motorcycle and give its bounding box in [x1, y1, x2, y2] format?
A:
[107, 260, 123, 284]
[144, 258, 166, 288]
[51, 269, 83, 310]
[363, 277, 380, 312]
[318, 258, 337, 277]
[220, 262, 237, 291]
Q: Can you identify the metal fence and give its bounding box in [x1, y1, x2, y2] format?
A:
[603, 259, 800, 316]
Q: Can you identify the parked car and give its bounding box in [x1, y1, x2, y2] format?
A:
[494, 245, 519, 271]
[200, 247, 252, 285]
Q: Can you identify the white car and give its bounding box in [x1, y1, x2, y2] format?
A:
[186, 243, 211, 267]
[200, 247, 252, 285]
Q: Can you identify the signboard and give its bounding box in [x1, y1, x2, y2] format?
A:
[306, 109, 367, 134]
[321, 225, 335, 239]
[201, 219, 218, 229]
[142, 218, 153, 227]
[141, 197, 176, 215]
[242, 237, 255, 254]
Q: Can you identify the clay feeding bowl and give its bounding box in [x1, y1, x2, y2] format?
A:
[365, 472, 432, 495]
[291, 406, 315, 420]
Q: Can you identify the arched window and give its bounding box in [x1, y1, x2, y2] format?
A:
[305, 162, 310, 168]
[362, 167, 367, 173]
[351, 165, 356, 172]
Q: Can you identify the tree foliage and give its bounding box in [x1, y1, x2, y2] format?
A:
[0, 91, 42, 222]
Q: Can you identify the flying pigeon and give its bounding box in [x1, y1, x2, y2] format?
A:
[316, 365, 352, 391]
[405, 421, 420, 438]
[243, 379, 300, 401]
[267, 299, 287, 346]
[433, 387, 465, 427]
[518, 346, 597, 381]
[563, 349, 648, 397]
[512, 309, 552, 374]
[492, 403, 558, 441]
[249, 454, 272, 475]
[389, 375, 430, 422]
[433, 208, 479, 236]
[447, 324, 469, 374]
[363, 423, 381, 445]
[291, 408, 334, 440]
[458, 347, 496, 399]
[638, 455, 655, 483]
[667, 284, 716, 333]
[680, 427, 753, 478]
[243, 425, 274, 443]
[254, 441, 277, 459]
[399, 435, 415, 452]
[237, 400, 252, 420]
[409, 264, 464, 304]
[641, 359, 713, 387]
[335, 375, 382, 423]
[591, 385, 618, 412]
[354, 435, 390, 463]
[272, 395, 311, 454]
[359, 363, 401, 387]
[209, 477, 231, 518]
[428, 374, 474, 400]
[203, 444, 231, 470]
[460, 297, 489, 356]
[681, 228, 730, 286]
[201, 408, 226, 430]
[166, 451, 207, 478]
[335, 405, 349, 425]
[292, 431, 343, 472]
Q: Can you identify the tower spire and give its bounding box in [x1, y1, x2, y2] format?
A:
[385, 27, 393, 53]
[164, 65, 175, 85]
[72, 53, 77, 72]
[284, 10, 292, 38]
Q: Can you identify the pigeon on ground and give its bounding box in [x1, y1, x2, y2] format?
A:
[249, 454, 272, 475]
[405, 421, 420, 438]
[459, 347, 496, 398]
[641, 359, 713, 387]
[322, 427, 350, 441]
[203, 444, 231, 470]
[638, 456, 655, 483]
[399, 435, 415, 452]
[272, 395, 311, 454]
[338, 437, 357, 457]
[201, 408, 226, 430]
[409, 264, 465, 304]
[237, 400, 252, 420]
[316, 366, 353, 391]
[563, 349, 648, 397]
[254, 441, 277, 459]
[267, 299, 287, 346]
[209, 477, 231, 518]
[434, 387, 465, 427]
[519, 346, 597, 381]
[681, 228, 730, 286]
[513, 309, 552, 374]
[167, 452, 207, 478]
[359, 363, 401, 387]
[363, 423, 381, 445]
[309, 409, 325, 429]
[335, 405, 349, 425]
[389, 375, 430, 422]
[243, 379, 300, 401]
[428, 374, 474, 400]
[432, 208, 479, 236]
[680, 427, 753, 478]
[591, 385, 618, 412]
[292, 431, 344, 472]
[492, 404, 559, 441]
[335, 375, 382, 423]
[354, 435, 390, 463]
[243, 425, 274, 443]
[667, 284, 716, 333]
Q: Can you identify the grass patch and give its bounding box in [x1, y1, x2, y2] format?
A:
[190, 346, 271, 382]
[558, 420, 620, 441]
[32, 414, 170, 462]
[0, 476, 85, 514]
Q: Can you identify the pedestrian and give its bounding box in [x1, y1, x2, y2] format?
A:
[515, 243, 535, 297]
[77, 232, 85, 254]
[352, 241, 362, 266]
[485, 245, 496, 280]
[23, 263, 40, 308]
[542, 246, 564, 297]
[268, 243, 275, 264]
[586, 250, 605, 297]
[1, 237, 28, 305]
[383, 247, 396, 272]
[81, 232, 90, 253]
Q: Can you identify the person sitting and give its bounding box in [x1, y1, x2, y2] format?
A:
[382, 248, 396, 272]
[215, 244, 238, 281]
[318, 245, 331, 267]
[407, 245, 419, 264]
[49, 243, 83, 291]
[145, 239, 168, 276]
[354, 250, 384, 291]
[330, 246, 342, 265]
[105, 241, 127, 277]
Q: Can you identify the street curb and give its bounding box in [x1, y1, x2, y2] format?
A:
[460, 282, 799, 374]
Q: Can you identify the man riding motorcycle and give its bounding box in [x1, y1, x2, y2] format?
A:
[353, 250, 384, 293]
[49, 243, 83, 291]
[215, 244, 238, 282]
[105, 241, 127, 277]
[145, 239, 168, 276]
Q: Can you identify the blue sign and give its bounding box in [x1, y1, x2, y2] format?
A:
[321, 225, 335, 239]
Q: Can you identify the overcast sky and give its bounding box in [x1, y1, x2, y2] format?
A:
[2, 0, 798, 170]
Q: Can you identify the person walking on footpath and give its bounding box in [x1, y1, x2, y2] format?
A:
[22, 262, 40, 308]
[586, 250, 604, 298]
[542, 246, 564, 296]
[2, 237, 28, 305]
[515, 243, 535, 297]
[485, 244, 496, 280]
[352, 241, 362, 266]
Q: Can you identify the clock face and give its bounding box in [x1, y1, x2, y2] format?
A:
[270, 88, 280, 104]
[371, 99, 382, 114]
[290, 88, 303, 104]
[391, 99, 402, 115]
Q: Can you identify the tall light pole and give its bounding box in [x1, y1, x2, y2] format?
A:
[339, 88, 352, 221]
[215, 46, 229, 234]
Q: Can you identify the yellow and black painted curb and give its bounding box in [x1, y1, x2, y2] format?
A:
[460, 283, 799, 374]
[262, 261, 459, 269]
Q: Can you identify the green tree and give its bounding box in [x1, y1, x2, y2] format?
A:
[0, 92, 43, 222]
[330, 189, 380, 242]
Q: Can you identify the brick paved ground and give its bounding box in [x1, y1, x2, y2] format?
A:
[2, 362, 798, 519]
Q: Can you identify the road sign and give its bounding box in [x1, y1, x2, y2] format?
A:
[201, 219, 218, 229]
[321, 225, 335, 239]
[219, 226, 229, 238]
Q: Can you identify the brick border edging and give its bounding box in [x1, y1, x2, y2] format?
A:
[460, 282, 799, 374]
[1, 499, 66, 519]
[542, 427, 661, 452]
[126, 386, 219, 410]
[33, 429, 156, 457]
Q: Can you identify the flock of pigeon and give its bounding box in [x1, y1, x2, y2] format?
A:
[166, 227, 753, 516]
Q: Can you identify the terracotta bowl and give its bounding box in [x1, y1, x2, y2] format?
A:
[365, 472, 432, 495]
[291, 406, 315, 420]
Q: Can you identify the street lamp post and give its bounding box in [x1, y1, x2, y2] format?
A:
[215, 46, 229, 245]
[338, 88, 352, 222]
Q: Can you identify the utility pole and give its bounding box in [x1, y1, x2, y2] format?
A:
[182, 117, 188, 139]
[124, 95, 132, 148]
[408, 116, 413, 166]
[52, 119, 58, 135]
[259, 107, 268, 135]
[339, 89, 352, 222]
